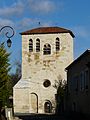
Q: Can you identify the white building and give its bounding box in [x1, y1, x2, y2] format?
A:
[13, 27, 74, 114]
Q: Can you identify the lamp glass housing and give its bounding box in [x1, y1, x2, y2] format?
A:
[7, 38, 12, 47]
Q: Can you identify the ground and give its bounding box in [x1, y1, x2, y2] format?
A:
[14, 113, 90, 120]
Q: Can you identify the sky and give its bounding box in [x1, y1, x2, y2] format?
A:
[0, 0, 90, 73]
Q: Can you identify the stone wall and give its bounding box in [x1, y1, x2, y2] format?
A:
[13, 32, 73, 114]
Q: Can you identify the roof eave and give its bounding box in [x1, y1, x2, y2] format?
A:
[20, 31, 75, 38]
[65, 49, 90, 70]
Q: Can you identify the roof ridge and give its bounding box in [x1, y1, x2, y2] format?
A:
[20, 26, 75, 37]
[66, 49, 90, 70]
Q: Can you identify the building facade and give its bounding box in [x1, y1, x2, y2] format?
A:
[66, 50, 90, 115]
[13, 27, 74, 114]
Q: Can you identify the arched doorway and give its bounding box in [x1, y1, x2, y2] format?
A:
[44, 100, 52, 113]
[31, 93, 38, 113]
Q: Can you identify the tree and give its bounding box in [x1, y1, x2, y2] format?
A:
[0, 43, 11, 115]
[10, 60, 21, 87]
[53, 75, 67, 114]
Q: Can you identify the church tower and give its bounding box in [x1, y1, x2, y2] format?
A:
[13, 27, 74, 114]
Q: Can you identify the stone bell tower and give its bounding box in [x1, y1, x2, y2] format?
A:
[13, 27, 74, 114]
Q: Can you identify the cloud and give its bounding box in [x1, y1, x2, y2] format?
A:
[0, 18, 14, 27]
[39, 21, 54, 27]
[0, 0, 56, 18]
[27, 0, 55, 14]
[0, 0, 65, 32]
[0, 1, 24, 17]
[0, 17, 53, 33]
[16, 18, 39, 30]
[16, 17, 56, 31]
[17, 18, 34, 30]
[72, 26, 90, 38]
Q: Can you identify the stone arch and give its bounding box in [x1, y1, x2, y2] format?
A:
[31, 93, 38, 113]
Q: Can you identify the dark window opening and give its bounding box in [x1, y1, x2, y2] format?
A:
[44, 101, 52, 113]
[56, 37, 60, 52]
[43, 80, 51, 88]
[36, 39, 40, 52]
[29, 39, 33, 52]
[43, 44, 51, 55]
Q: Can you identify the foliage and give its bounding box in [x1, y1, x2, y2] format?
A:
[53, 77, 67, 113]
[10, 60, 21, 87]
[54, 79, 66, 96]
[0, 43, 11, 108]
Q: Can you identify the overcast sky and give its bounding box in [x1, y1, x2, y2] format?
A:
[0, 0, 90, 73]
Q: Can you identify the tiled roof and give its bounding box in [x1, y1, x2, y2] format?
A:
[20, 27, 75, 37]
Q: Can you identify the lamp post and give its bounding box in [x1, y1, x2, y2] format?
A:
[0, 26, 15, 47]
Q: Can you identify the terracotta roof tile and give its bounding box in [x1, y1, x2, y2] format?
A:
[20, 27, 75, 37]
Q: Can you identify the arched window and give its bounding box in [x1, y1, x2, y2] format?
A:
[44, 100, 52, 113]
[29, 39, 33, 52]
[56, 37, 60, 52]
[36, 39, 40, 52]
[43, 44, 51, 55]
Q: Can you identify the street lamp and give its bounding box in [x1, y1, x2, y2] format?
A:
[0, 26, 15, 47]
